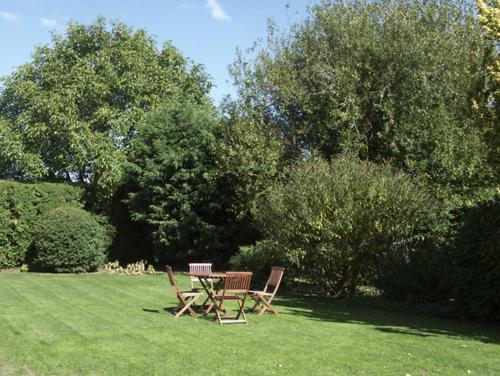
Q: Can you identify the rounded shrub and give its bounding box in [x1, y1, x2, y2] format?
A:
[31, 206, 112, 273]
[253, 154, 449, 298]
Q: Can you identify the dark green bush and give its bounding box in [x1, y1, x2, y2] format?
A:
[229, 240, 282, 286]
[0, 180, 82, 269]
[253, 154, 449, 298]
[446, 199, 500, 321]
[31, 206, 112, 273]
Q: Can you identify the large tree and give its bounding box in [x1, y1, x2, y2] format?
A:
[125, 99, 281, 264]
[476, 0, 500, 184]
[0, 17, 211, 203]
[231, 0, 496, 206]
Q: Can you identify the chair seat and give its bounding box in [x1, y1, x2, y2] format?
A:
[180, 291, 203, 297]
[214, 294, 242, 301]
[248, 290, 273, 296]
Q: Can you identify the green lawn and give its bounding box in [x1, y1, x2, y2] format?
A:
[0, 273, 499, 375]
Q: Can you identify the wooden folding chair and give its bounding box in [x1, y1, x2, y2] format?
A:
[249, 267, 284, 315]
[213, 272, 252, 325]
[189, 263, 214, 289]
[166, 266, 203, 318]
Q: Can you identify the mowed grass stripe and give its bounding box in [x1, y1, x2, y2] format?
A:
[24, 275, 182, 360]
[1, 273, 499, 376]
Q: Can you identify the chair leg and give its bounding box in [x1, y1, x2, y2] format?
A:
[175, 295, 199, 318]
[204, 302, 215, 314]
[250, 299, 260, 311]
[256, 295, 278, 316]
[237, 300, 248, 323]
[238, 294, 250, 323]
[215, 300, 224, 324]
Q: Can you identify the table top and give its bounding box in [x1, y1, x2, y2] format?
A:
[185, 272, 226, 278]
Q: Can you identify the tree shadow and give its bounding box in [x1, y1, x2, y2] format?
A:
[276, 294, 500, 345]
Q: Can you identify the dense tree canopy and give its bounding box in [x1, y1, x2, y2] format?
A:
[125, 99, 280, 264]
[0, 17, 211, 203]
[477, 0, 500, 185]
[231, 0, 496, 206]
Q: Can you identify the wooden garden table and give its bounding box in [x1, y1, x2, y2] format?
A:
[185, 272, 226, 314]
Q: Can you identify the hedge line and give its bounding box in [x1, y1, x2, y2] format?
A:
[0, 180, 82, 269]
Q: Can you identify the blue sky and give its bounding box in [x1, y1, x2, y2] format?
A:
[0, 0, 316, 104]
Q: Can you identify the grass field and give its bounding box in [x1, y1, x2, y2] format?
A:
[0, 272, 499, 375]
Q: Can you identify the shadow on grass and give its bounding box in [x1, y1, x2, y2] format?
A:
[142, 306, 215, 321]
[142, 304, 252, 323]
[142, 308, 164, 314]
[276, 294, 500, 345]
[142, 307, 183, 316]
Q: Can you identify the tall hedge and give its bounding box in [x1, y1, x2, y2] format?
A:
[0, 180, 82, 268]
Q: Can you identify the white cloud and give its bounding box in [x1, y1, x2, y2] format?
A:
[207, 0, 231, 22]
[40, 18, 59, 29]
[0, 11, 18, 22]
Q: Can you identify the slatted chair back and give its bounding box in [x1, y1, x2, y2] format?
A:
[222, 272, 252, 295]
[248, 267, 285, 316]
[189, 263, 212, 275]
[166, 265, 180, 294]
[264, 267, 285, 295]
[214, 272, 253, 324]
[189, 263, 214, 290]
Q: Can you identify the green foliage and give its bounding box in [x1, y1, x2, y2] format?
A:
[0, 180, 82, 269]
[31, 206, 112, 273]
[125, 99, 222, 263]
[106, 185, 154, 265]
[229, 241, 281, 286]
[0, 117, 46, 179]
[254, 155, 449, 298]
[19, 264, 29, 272]
[0, 17, 211, 204]
[446, 198, 500, 320]
[217, 100, 282, 224]
[231, 0, 496, 206]
[476, 0, 500, 188]
[126, 99, 280, 264]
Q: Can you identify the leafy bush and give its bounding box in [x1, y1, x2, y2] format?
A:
[254, 154, 449, 298]
[100, 260, 157, 275]
[446, 199, 500, 321]
[31, 206, 112, 273]
[229, 240, 281, 286]
[0, 180, 82, 269]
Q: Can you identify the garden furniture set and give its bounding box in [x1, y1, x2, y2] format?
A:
[167, 263, 285, 324]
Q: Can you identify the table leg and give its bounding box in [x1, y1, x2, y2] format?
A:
[204, 279, 222, 315]
[197, 276, 217, 314]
